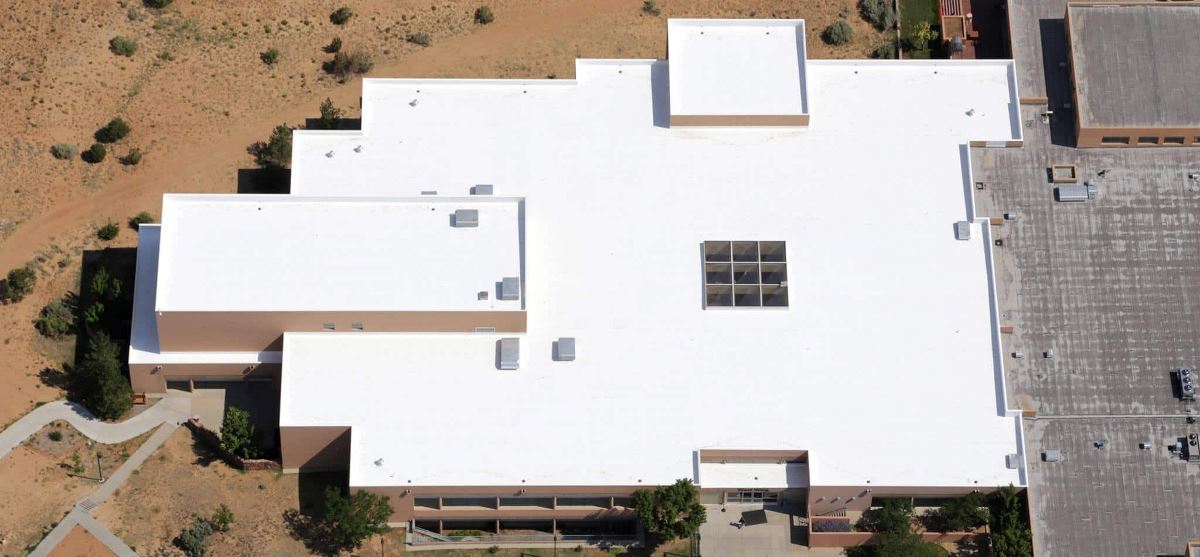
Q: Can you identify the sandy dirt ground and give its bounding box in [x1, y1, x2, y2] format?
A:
[0, 421, 149, 554]
[46, 525, 119, 557]
[0, 0, 884, 435]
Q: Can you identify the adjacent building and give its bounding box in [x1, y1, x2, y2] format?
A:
[1065, 2, 1200, 148]
[129, 19, 1028, 544]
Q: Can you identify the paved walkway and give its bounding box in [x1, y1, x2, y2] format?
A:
[0, 397, 192, 557]
[0, 397, 191, 459]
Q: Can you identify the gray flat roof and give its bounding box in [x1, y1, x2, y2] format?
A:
[1068, 3, 1200, 129]
[972, 104, 1200, 557]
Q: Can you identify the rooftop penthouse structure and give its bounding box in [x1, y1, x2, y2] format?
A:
[130, 19, 1027, 544]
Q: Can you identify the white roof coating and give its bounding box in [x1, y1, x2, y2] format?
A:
[154, 195, 523, 312]
[697, 462, 809, 490]
[667, 19, 808, 117]
[278, 35, 1026, 490]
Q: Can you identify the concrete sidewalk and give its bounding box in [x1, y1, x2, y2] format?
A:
[0, 397, 190, 459]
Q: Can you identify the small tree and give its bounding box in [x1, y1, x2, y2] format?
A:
[51, 143, 77, 160]
[96, 117, 131, 143]
[97, 220, 120, 241]
[5, 267, 36, 302]
[211, 504, 235, 532]
[330, 7, 353, 25]
[474, 6, 495, 24]
[871, 40, 898, 59]
[317, 97, 343, 129]
[930, 492, 988, 532]
[859, 0, 896, 31]
[632, 478, 706, 542]
[323, 486, 393, 551]
[988, 485, 1033, 557]
[858, 498, 913, 534]
[76, 332, 133, 420]
[109, 35, 138, 56]
[86, 143, 107, 163]
[822, 19, 853, 45]
[120, 147, 143, 166]
[129, 211, 154, 229]
[641, 0, 661, 16]
[260, 47, 280, 66]
[250, 124, 293, 168]
[910, 20, 939, 48]
[873, 531, 943, 557]
[219, 406, 261, 459]
[325, 36, 343, 53]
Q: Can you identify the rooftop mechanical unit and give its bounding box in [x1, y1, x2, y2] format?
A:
[498, 277, 520, 301]
[1178, 368, 1196, 401]
[497, 338, 520, 370]
[954, 221, 971, 241]
[452, 209, 479, 228]
[554, 337, 576, 361]
[1186, 433, 1200, 463]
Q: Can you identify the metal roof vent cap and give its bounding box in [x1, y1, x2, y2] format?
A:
[554, 337, 576, 361]
[498, 277, 520, 301]
[497, 338, 519, 370]
[471, 184, 494, 195]
[452, 209, 479, 228]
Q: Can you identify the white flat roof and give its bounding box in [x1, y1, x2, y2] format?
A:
[280, 43, 1025, 489]
[667, 19, 808, 117]
[154, 195, 523, 313]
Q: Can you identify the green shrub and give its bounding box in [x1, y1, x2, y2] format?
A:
[641, 0, 661, 16]
[448, 529, 485, 537]
[48, 430, 63, 442]
[175, 518, 214, 557]
[219, 406, 261, 459]
[144, 0, 173, 8]
[487, 546, 500, 554]
[51, 143, 77, 160]
[910, 20, 939, 48]
[211, 504, 235, 532]
[858, 498, 913, 534]
[871, 40, 898, 59]
[988, 486, 1033, 557]
[474, 6, 495, 24]
[323, 487, 393, 551]
[86, 143, 107, 163]
[859, 0, 896, 31]
[128, 211, 154, 229]
[5, 267, 36, 302]
[330, 7, 353, 25]
[822, 19, 853, 45]
[96, 118, 131, 143]
[928, 492, 988, 532]
[109, 35, 138, 56]
[97, 221, 120, 241]
[35, 299, 75, 338]
[323, 50, 374, 80]
[325, 36, 342, 53]
[260, 47, 280, 65]
[249, 124, 293, 168]
[406, 32, 431, 47]
[632, 479, 706, 542]
[317, 97, 343, 129]
[121, 147, 142, 166]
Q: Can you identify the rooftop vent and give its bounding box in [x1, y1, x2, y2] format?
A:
[452, 209, 479, 228]
[498, 277, 520, 301]
[954, 221, 971, 241]
[472, 184, 494, 195]
[554, 337, 576, 361]
[497, 338, 520, 370]
[1042, 450, 1062, 463]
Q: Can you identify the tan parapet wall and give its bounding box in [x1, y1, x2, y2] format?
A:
[355, 484, 644, 524]
[130, 362, 280, 393]
[670, 114, 809, 127]
[155, 310, 527, 352]
[808, 485, 1008, 516]
[279, 425, 351, 472]
[697, 448, 807, 463]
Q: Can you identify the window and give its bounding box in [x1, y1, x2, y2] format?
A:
[703, 241, 788, 308]
[351, 322, 364, 331]
[1137, 136, 1159, 145]
[322, 323, 335, 330]
[1164, 137, 1185, 145]
[1100, 136, 1130, 145]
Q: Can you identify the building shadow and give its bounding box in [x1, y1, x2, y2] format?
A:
[237, 168, 291, 194]
[1037, 18, 1076, 147]
[650, 60, 671, 129]
[302, 117, 362, 130]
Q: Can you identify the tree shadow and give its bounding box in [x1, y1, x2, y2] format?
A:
[189, 428, 221, 467]
[283, 508, 341, 556]
[38, 367, 72, 390]
[302, 117, 361, 130]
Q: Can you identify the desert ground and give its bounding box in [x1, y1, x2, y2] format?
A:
[0, 1, 884, 554]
